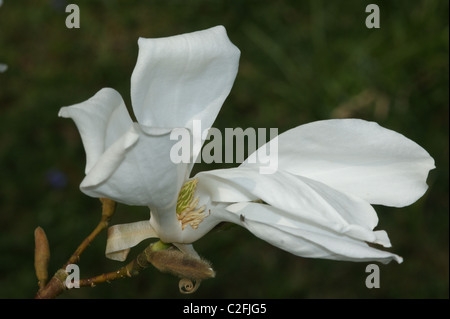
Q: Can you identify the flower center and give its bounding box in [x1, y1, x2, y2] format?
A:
[176, 179, 209, 230]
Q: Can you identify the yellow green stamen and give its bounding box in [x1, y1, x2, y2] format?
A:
[176, 179, 209, 230]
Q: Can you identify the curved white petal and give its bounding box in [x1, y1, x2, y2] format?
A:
[224, 202, 402, 264]
[106, 220, 157, 261]
[196, 170, 258, 203]
[81, 123, 189, 208]
[80, 125, 139, 189]
[58, 88, 133, 174]
[197, 167, 381, 232]
[130, 26, 240, 162]
[242, 119, 435, 207]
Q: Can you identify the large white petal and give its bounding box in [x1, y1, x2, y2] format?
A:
[242, 119, 435, 207]
[130, 25, 240, 163]
[81, 123, 189, 209]
[106, 220, 157, 261]
[224, 202, 402, 264]
[197, 167, 381, 232]
[58, 88, 133, 174]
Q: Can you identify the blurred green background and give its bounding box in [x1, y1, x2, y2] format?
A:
[0, 0, 448, 299]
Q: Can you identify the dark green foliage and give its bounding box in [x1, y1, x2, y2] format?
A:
[0, 0, 447, 298]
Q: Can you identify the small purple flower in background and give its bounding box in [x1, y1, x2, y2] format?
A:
[45, 168, 68, 189]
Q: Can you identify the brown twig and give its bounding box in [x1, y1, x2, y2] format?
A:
[63, 198, 116, 268]
[79, 241, 171, 287]
[35, 198, 116, 299]
[34, 198, 215, 298]
[78, 241, 215, 294]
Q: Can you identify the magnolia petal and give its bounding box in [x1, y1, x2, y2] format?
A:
[59, 88, 133, 174]
[196, 170, 258, 203]
[225, 202, 402, 264]
[197, 167, 381, 232]
[130, 25, 240, 162]
[150, 205, 186, 244]
[81, 123, 188, 208]
[242, 119, 435, 207]
[80, 125, 139, 190]
[106, 220, 157, 261]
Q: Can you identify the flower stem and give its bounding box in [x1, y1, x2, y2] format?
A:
[35, 239, 170, 298]
[35, 198, 116, 299]
[64, 198, 116, 268]
[79, 241, 171, 287]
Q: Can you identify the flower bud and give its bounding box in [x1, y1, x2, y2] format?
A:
[146, 248, 215, 280]
[34, 226, 50, 288]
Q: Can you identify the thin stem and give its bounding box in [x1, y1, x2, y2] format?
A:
[64, 198, 116, 268]
[35, 240, 170, 298]
[79, 241, 171, 287]
[35, 198, 116, 299]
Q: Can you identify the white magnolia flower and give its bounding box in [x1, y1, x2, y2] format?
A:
[59, 26, 434, 266]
